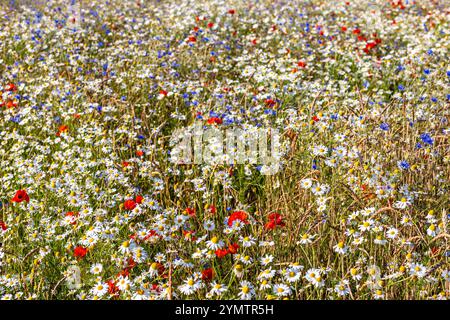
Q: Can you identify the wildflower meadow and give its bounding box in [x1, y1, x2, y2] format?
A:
[0, 0, 448, 300]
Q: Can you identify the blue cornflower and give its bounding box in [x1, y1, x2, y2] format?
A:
[420, 133, 433, 145]
[398, 85, 405, 91]
[423, 69, 430, 75]
[10, 115, 21, 123]
[397, 160, 410, 170]
[380, 122, 389, 131]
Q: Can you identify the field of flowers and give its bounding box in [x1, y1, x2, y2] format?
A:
[0, 0, 448, 300]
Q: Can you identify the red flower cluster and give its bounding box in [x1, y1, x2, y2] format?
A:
[207, 117, 223, 125]
[351, 28, 382, 54]
[264, 213, 286, 230]
[0, 220, 7, 231]
[123, 195, 143, 211]
[215, 243, 239, 258]
[11, 189, 29, 203]
[227, 210, 249, 227]
[1, 83, 19, 108]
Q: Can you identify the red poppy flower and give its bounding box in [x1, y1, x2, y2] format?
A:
[5, 83, 17, 92]
[117, 269, 130, 278]
[188, 36, 196, 43]
[268, 213, 285, 225]
[135, 195, 144, 204]
[215, 248, 228, 258]
[73, 246, 88, 259]
[265, 213, 285, 230]
[341, 26, 347, 32]
[12, 189, 29, 203]
[183, 230, 197, 241]
[5, 100, 18, 108]
[107, 280, 119, 295]
[185, 207, 196, 216]
[227, 210, 248, 227]
[227, 243, 239, 254]
[357, 35, 367, 42]
[201, 268, 214, 281]
[207, 22, 214, 28]
[143, 230, 158, 241]
[124, 199, 137, 210]
[353, 28, 361, 35]
[228, 9, 235, 14]
[264, 220, 276, 230]
[265, 99, 276, 107]
[56, 126, 68, 136]
[159, 89, 168, 96]
[150, 283, 163, 292]
[65, 211, 79, 225]
[208, 204, 216, 214]
[136, 150, 144, 157]
[0, 221, 7, 231]
[122, 161, 130, 167]
[127, 257, 137, 269]
[297, 61, 306, 68]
